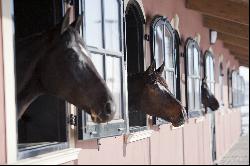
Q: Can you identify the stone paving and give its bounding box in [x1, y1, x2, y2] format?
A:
[218, 134, 249, 165]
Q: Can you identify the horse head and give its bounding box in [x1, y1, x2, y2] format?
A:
[18, 8, 115, 123]
[128, 61, 186, 127]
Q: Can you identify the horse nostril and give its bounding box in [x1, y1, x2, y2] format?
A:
[105, 102, 115, 115]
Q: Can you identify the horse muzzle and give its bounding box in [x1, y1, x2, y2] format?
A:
[90, 101, 116, 123]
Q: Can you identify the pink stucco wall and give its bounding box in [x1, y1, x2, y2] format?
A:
[0, 1, 7, 164]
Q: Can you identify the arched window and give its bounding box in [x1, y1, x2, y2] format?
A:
[205, 51, 215, 94]
[150, 16, 177, 124]
[232, 71, 245, 107]
[185, 38, 202, 117]
[219, 62, 224, 106]
[151, 16, 176, 94]
[227, 69, 233, 108]
[126, 0, 147, 131]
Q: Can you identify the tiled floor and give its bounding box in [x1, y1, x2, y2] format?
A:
[218, 134, 249, 165]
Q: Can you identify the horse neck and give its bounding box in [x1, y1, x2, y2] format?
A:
[16, 32, 50, 119]
[16, 32, 49, 93]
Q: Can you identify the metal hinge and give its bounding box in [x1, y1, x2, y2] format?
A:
[69, 114, 77, 126]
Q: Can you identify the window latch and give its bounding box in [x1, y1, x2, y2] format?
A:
[69, 114, 77, 126]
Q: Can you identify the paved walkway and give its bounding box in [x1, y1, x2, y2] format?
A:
[218, 134, 249, 165]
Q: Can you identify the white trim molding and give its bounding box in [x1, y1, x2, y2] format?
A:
[1, 0, 18, 163]
[11, 148, 81, 165]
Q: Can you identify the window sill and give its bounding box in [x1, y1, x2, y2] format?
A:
[125, 130, 153, 144]
[11, 148, 81, 165]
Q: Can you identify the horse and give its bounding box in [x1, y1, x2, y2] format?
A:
[128, 61, 187, 127]
[201, 77, 220, 114]
[16, 8, 115, 123]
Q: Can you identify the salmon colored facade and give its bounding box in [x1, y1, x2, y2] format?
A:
[0, 0, 243, 165]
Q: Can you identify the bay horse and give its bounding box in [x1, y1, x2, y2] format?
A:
[16, 8, 115, 123]
[128, 61, 187, 127]
[201, 77, 220, 114]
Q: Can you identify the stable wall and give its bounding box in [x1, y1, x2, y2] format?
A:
[0, 0, 242, 165]
[76, 0, 241, 165]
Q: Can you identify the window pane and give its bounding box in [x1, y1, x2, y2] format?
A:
[210, 58, 215, 82]
[164, 27, 173, 68]
[166, 71, 175, 94]
[193, 47, 199, 76]
[85, 0, 103, 48]
[89, 53, 104, 78]
[188, 78, 194, 111]
[188, 46, 194, 75]
[155, 24, 164, 68]
[106, 56, 122, 120]
[206, 56, 210, 81]
[104, 0, 120, 52]
[194, 79, 200, 110]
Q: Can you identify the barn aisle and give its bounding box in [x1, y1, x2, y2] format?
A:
[217, 134, 249, 165]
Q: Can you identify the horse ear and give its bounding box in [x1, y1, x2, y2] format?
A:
[61, 8, 71, 34]
[202, 76, 207, 82]
[156, 62, 165, 75]
[146, 60, 156, 75]
[71, 15, 83, 33]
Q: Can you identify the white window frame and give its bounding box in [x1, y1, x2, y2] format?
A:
[150, 15, 177, 125]
[76, 0, 129, 140]
[205, 51, 215, 94]
[185, 38, 202, 118]
[219, 62, 224, 107]
[1, 0, 80, 164]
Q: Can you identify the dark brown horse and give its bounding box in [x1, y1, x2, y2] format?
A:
[128, 61, 186, 127]
[201, 77, 220, 114]
[16, 8, 115, 123]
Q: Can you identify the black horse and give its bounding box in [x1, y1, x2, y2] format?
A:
[16, 8, 115, 123]
[201, 77, 220, 114]
[128, 61, 186, 127]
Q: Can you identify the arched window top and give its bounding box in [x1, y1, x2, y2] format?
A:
[184, 38, 202, 117]
[204, 50, 215, 90]
[126, 0, 146, 24]
[185, 38, 200, 77]
[150, 15, 175, 69]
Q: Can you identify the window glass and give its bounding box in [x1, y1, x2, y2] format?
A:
[90, 53, 105, 78]
[186, 39, 201, 115]
[85, 0, 103, 48]
[166, 71, 175, 93]
[104, 0, 120, 51]
[193, 47, 199, 76]
[164, 28, 173, 68]
[188, 78, 194, 111]
[106, 56, 122, 120]
[79, 0, 126, 140]
[188, 46, 193, 75]
[194, 79, 200, 109]
[155, 24, 164, 68]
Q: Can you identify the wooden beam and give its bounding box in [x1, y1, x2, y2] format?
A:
[186, 0, 249, 24]
[218, 33, 249, 48]
[230, 51, 249, 59]
[203, 15, 249, 39]
[224, 43, 249, 55]
[234, 55, 249, 62]
[238, 59, 249, 67]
